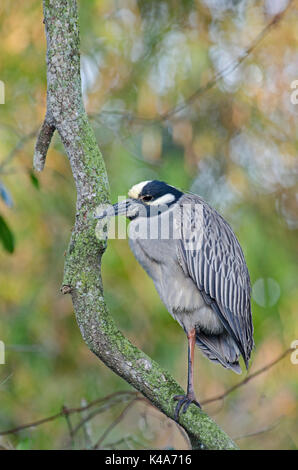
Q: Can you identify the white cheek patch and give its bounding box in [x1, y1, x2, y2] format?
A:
[150, 193, 175, 206]
[128, 180, 152, 199]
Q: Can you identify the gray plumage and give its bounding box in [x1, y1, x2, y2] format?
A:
[95, 180, 254, 417]
[128, 192, 253, 374]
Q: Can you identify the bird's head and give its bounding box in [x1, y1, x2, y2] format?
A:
[95, 180, 183, 220]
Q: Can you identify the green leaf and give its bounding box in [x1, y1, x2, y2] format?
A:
[0, 215, 15, 253]
[29, 171, 40, 190]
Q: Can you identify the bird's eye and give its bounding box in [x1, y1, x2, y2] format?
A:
[141, 195, 153, 202]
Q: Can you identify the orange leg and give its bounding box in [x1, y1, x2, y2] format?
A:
[187, 328, 196, 399]
[173, 328, 201, 421]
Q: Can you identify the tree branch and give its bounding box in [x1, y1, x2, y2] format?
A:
[33, 0, 239, 450]
[201, 347, 293, 406]
[90, 1, 294, 125]
[0, 347, 292, 440]
[161, 0, 294, 120]
[0, 391, 138, 437]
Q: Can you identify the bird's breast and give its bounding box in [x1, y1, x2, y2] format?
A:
[128, 226, 223, 335]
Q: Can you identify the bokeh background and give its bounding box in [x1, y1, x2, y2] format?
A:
[0, 0, 297, 450]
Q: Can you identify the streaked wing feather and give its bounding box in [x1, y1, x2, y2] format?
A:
[176, 194, 253, 364]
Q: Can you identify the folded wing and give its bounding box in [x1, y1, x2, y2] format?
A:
[176, 194, 254, 368]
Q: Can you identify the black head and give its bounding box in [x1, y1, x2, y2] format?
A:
[95, 180, 183, 222]
[128, 180, 183, 206]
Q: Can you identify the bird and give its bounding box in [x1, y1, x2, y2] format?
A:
[95, 180, 254, 420]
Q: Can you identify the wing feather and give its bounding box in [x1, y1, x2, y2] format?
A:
[176, 194, 254, 366]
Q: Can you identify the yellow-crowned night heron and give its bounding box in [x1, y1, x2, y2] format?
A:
[96, 180, 254, 420]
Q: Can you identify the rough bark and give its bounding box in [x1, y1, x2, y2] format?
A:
[34, 0, 238, 450]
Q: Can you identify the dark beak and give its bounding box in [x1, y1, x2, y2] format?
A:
[94, 199, 132, 220]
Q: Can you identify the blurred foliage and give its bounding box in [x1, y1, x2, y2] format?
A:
[0, 0, 297, 450]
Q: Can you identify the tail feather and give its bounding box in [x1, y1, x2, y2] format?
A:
[196, 330, 242, 374]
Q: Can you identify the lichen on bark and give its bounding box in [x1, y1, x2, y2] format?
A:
[34, 0, 238, 450]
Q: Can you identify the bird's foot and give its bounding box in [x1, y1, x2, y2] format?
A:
[173, 394, 201, 421]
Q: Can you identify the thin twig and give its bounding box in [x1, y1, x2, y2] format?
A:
[0, 348, 292, 438]
[68, 394, 139, 441]
[0, 373, 13, 387]
[0, 129, 38, 172]
[90, 2, 294, 125]
[201, 348, 293, 406]
[233, 417, 283, 441]
[61, 405, 75, 448]
[0, 391, 138, 436]
[0, 410, 63, 437]
[79, 398, 93, 449]
[161, 1, 294, 120]
[92, 398, 141, 450]
[0, 7, 290, 176]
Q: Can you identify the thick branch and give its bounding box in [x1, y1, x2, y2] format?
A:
[35, 0, 238, 450]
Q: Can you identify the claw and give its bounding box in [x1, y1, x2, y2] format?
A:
[173, 394, 201, 421]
